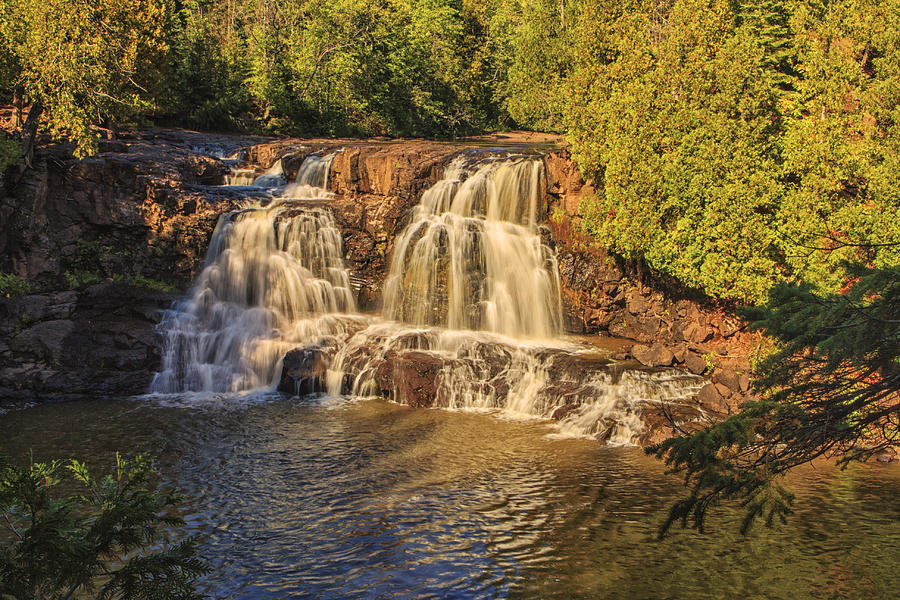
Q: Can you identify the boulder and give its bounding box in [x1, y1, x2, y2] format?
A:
[386, 350, 449, 408]
[682, 321, 714, 344]
[683, 351, 708, 375]
[739, 372, 751, 392]
[279, 347, 330, 395]
[714, 369, 742, 393]
[10, 320, 76, 363]
[697, 383, 730, 415]
[632, 344, 675, 367]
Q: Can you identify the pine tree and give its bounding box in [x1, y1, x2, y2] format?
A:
[0, 453, 209, 599]
[649, 262, 900, 534]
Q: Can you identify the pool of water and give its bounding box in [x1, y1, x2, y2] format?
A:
[2, 394, 898, 599]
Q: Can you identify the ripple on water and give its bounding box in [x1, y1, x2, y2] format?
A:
[0, 394, 898, 599]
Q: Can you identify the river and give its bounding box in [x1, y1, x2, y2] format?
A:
[2, 393, 898, 599]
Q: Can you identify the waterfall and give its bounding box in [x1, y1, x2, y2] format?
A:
[253, 159, 287, 187]
[224, 168, 256, 186]
[323, 322, 704, 443]
[151, 154, 355, 393]
[383, 155, 562, 339]
[312, 152, 705, 443]
[156, 148, 705, 444]
[283, 153, 336, 199]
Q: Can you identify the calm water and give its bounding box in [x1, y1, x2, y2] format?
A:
[2, 394, 898, 599]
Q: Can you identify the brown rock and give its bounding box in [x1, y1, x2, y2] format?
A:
[683, 321, 714, 344]
[278, 347, 329, 395]
[626, 291, 649, 315]
[697, 383, 729, 414]
[551, 404, 578, 421]
[683, 351, 708, 375]
[387, 350, 448, 408]
[632, 344, 674, 367]
[714, 369, 741, 393]
[739, 372, 750, 392]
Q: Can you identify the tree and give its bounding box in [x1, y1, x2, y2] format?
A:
[0, 452, 208, 599]
[648, 262, 900, 535]
[0, 0, 174, 160]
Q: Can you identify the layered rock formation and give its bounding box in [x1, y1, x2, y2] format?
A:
[1, 130, 760, 445]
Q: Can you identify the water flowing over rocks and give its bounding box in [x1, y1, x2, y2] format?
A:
[1, 130, 760, 443]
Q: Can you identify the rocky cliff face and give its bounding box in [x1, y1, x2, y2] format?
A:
[1, 130, 760, 445]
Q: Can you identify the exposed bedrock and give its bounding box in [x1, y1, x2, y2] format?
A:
[276, 323, 709, 446]
[1, 130, 759, 438]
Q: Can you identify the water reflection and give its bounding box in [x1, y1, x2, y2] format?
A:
[1, 395, 898, 599]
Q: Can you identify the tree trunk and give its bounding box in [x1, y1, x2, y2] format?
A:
[12, 93, 24, 128]
[20, 100, 43, 169]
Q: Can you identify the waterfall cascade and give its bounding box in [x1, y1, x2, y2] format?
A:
[384, 155, 562, 339]
[152, 154, 355, 393]
[318, 153, 703, 441]
[156, 148, 705, 443]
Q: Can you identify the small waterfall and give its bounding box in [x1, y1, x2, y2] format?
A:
[283, 153, 336, 199]
[253, 159, 287, 187]
[151, 154, 354, 393]
[383, 155, 562, 339]
[224, 168, 257, 186]
[323, 322, 704, 443]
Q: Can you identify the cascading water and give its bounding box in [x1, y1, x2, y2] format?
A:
[383, 155, 562, 339]
[156, 148, 705, 443]
[319, 153, 705, 442]
[151, 154, 355, 393]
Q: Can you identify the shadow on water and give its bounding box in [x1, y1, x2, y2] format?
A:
[1, 394, 898, 599]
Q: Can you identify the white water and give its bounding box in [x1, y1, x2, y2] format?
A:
[324, 321, 703, 443]
[152, 154, 355, 393]
[158, 150, 705, 443]
[383, 156, 562, 339]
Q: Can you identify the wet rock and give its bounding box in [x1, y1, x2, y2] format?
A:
[383, 350, 448, 408]
[279, 347, 330, 395]
[550, 404, 578, 421]
[639, 403, 707, 446]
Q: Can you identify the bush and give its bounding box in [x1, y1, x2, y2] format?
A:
[0, 272, 29, 299]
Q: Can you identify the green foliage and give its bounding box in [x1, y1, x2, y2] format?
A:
[549, 0, 900, 302]
[0, 272, 29, 299]
[63, 270, 101, 290]
[0, 452, 208, 599]
[0, 0, 175, 157]
[649, 262, 899, 534]
[0, 134, 20, 172]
